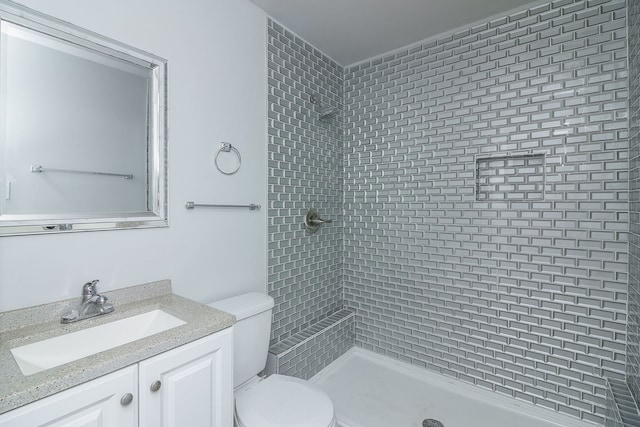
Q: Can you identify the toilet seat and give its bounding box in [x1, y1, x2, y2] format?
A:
[235, 374, 336, 427]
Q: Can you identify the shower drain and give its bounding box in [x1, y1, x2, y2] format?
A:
[422, 420, 444, 427]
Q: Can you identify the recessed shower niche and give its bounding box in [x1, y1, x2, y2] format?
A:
[474, 153, 546, 202]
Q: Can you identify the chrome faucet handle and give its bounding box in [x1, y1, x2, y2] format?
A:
[61, 279, 112, 323]
[81, 279, 100, 304]
[82, 280, 99, 296]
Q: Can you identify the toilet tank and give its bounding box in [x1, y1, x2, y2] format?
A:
[208, 292, 274, 387]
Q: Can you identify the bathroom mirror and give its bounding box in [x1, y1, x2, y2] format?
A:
[0, 1, 168, 236]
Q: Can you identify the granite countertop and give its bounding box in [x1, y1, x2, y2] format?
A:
[0, 279, 235, 415]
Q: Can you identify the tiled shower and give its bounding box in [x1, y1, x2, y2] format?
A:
[626, 0, 640, 418]
[267, 18, 344, 346]
[268, 0, 639, 425]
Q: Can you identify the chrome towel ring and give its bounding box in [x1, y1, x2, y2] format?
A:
[215, 142, 241, 175]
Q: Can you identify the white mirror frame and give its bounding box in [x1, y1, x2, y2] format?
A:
[0, 0, 168, 236]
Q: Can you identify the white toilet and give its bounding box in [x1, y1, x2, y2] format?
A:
[208, 292, 337, 427]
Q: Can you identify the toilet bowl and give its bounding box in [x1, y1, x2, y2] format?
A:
[208, 292, 336, 427]
[235, 375, 336, 427]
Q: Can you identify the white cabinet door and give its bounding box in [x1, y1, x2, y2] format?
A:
[0, 365, 137, 427]
[138, 328, 233, 427]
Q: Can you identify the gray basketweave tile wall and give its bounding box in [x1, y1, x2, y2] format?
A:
[343, 0, 628, 423]
[267, 20, 344, 344]
[627, 0, 640, 409]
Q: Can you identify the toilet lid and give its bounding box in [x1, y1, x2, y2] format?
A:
[235, 375, 335, 427]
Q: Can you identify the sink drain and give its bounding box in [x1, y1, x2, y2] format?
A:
[422, 420, 444, 427]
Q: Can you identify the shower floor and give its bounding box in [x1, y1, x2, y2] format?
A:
[310, 348, 592, 427]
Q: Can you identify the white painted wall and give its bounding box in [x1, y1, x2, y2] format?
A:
[0, 0, 268, 311]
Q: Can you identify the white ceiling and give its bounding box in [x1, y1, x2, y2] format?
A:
[249, 0, 540, 66]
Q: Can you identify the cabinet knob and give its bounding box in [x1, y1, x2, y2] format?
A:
[150, 380, 162, 392]
[120, 393, 134, 406]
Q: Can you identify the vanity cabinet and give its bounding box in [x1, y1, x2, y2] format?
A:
[0, 365, 138, 427]
[139, 327, 233, 427]
[0, 327, 233, 427]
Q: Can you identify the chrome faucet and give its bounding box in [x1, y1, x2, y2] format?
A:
[61, 280, 114, 323]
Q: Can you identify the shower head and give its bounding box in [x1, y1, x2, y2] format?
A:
[320, 107, 339, 121]
[310, 94, 339, 122]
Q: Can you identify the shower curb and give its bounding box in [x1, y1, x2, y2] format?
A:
[606, 379, 640, 427]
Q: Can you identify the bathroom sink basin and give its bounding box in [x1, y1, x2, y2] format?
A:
[11, 309, 186, 375]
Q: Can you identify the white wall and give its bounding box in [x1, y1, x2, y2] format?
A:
[0, 0, 268, 311]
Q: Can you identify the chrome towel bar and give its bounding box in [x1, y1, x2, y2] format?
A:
[185, 201, 261, 211]
[31, 165, 133, 179]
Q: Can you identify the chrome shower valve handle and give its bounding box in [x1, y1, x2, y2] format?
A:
[305, 208, 332, 233]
